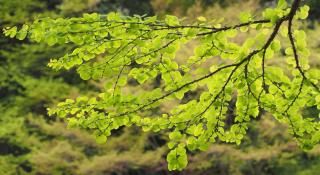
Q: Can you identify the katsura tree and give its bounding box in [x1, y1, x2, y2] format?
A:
[4, 0, 320, 171]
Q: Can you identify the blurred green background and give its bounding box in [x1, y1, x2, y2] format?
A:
[1, 0, 320, 174]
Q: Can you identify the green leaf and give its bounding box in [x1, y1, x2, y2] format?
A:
[47, 35, 58, 46]
[69, 35, 84, 45]
[271, 40, 281, 51]
[197, 16, 207, 22]
[186, 137, 197, 151]
[169, 130, 183, 141]
[4, 26, 17, 38]
[16, 25, 29, 40]
[95, 135, 107, 144]
[136, 73, 149, 84]
[285, 47, 293, 55]
[239, 12, 252, 23]
[167, 146, 188, 171]
[194, 124, 203, 136]
[77, 65, 91, 80]
[118, 76, 127, 86]
[263, 8, 279, 23]
[277, 0, 287, 9]
[106, 12, 120, 21]
[165, 15, 180, 26]
[298, 5, 310, 20]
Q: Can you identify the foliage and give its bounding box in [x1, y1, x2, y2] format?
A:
[0, 0, 168, 174]
[4, 0, 320, 171]
[2, 0, 320, 174]
[0, 0, 90, 173]
[260, 0, 320, 21]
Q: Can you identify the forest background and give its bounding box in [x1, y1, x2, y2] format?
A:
[1, 0, 320, 174]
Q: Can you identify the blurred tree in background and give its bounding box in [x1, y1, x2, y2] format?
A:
[0, 0, 165, 174]
[97, 0, 154, 15]
[260, 0, 320, 21]
[1, 0, 320, 174]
